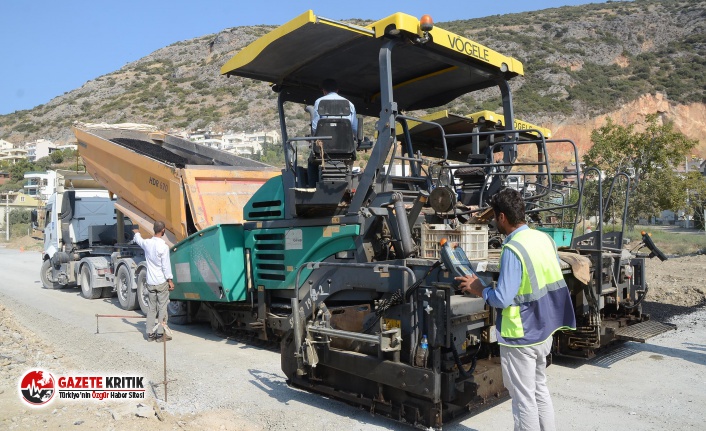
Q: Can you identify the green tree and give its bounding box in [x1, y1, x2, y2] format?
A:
[9, 208, 31, 225]
[0, 179, 25, 193]
[9, 159, 34, 182]
[583, 114, 697, 222]
[49, 149, 65, 164]
[254, 141, 285, 168]
[34, 156, 53, 171]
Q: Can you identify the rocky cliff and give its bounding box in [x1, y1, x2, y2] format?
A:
[552, 93, 706, 159]
[0, 0, 703, 159]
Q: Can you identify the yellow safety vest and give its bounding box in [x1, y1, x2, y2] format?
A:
[497, 228, 576, 347]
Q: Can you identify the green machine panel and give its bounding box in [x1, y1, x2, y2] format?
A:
[245, 224, 359, 290]
[243, 176, 285, 221]
[170, 224, 247, 302]
[536, 227, 573, 248]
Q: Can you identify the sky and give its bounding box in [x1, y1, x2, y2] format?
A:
[0, 1, 607, 116]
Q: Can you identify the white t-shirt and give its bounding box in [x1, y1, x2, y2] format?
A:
[312, 92, 358, 133]
[133, 232, 173, 285]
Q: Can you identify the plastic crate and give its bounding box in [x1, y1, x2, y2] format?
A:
[536, 227, 573, 247]
[420, 223, 488, 260]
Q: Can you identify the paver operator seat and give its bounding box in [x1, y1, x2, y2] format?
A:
[292, 99, 359, 217]
[307, 99, 357, 186]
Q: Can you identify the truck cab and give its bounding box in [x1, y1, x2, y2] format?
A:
[42, 188, 116, 261]
[39, 171, 138, 301]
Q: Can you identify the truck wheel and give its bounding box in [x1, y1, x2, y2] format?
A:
[136, 269, 151, 315]
[80, 265, 102, 299]
[40, 259, 61, 289]
[168, 301, 188, 325]
[116, 265, 138, 310]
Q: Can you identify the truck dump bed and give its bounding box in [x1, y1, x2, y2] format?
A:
[72, 123, 280, 246]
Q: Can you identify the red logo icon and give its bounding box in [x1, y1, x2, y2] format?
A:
[19, 370, 56, 406]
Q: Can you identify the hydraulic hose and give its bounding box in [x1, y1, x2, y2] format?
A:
[404, 261, 441, 302]
[623, 285, 649, 310]
[449, 342, 478, 379]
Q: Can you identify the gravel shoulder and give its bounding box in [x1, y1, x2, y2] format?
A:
[1, 247, 705, 430]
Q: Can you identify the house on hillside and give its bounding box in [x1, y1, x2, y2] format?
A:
[0, 139, 14, 151]
[56, 144, 78, 152]
[0, 139, 28, 165]
[23, 171, 56, 201]
[188, 130, 223, 149]
[0, 191, 40, 230]
[25, 139, 56, 162]
[221, 130, 280, 156]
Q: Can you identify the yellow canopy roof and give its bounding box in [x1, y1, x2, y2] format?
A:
[400, 110, 552, 160]
[221, 11, 523, 117]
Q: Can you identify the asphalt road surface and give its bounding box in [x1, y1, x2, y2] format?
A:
[1, 248, 704, 430]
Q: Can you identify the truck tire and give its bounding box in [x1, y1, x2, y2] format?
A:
[136, 269, 151, 315]
[116, 265, 138, 310]
[80, 265, 102, 299]
[168, 300, 188, 325]
[40, 259, 61, 289]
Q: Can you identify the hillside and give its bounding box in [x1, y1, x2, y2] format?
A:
[0, 0, 704, 157]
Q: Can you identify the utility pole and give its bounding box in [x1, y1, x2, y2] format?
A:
[5, 192, 9, 241]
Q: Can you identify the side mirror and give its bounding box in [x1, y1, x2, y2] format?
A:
[356, 116, 374, 150]
[356, 115, 364, 141]
[358, 138, 373, 151]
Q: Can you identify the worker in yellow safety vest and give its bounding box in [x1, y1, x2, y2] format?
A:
[456, 187, 576, 431]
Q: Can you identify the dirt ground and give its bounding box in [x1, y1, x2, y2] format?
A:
[0, 235, 43, 253]
[0, 302, 260, 431]
[643, 253, 706, 306]
[1, 239, 704, 430]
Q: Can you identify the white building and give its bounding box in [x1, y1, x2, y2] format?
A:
[23, 171, 57, 201]
[0, 139, 14, 151]
[25, 139, 56, 162]
[0, 191, 41, 230]
[0, 146, 28, 165]
[188, 130, 223, 150]
[221, 130, 280, 157]
[56, 144, 78, 152]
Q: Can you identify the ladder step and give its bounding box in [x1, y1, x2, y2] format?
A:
[248, 321, 264, 329]
[613, 320, 675, 342]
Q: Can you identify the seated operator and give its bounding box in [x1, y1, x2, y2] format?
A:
[311, 78, 358, 134]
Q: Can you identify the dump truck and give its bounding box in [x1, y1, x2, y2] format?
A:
[68, 11, 672, 429]
[44, 124, 277, 315]
[37, 169, 146, 306]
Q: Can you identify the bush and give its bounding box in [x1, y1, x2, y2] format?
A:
[9, 209, 31, 225]
[49, 150, 64, 164]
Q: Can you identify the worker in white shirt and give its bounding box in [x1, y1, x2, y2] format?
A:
[311, 78, 358, 133]
[133, 221, 174, 341]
